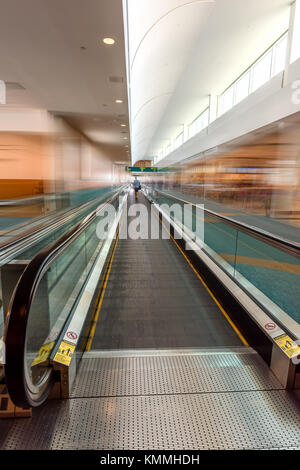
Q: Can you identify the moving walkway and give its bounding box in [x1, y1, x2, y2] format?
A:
[0, 186, 299, 450]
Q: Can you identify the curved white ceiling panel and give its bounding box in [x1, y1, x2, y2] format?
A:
[127, 0, 215, 163]
[125, 0, 290, 164]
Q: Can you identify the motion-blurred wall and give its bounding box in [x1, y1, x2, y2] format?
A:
[0, 107, 115, 200]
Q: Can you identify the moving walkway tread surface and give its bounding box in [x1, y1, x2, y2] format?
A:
[90, 191, 242, 350]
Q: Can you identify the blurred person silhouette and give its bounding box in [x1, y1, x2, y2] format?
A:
[132, 177, 141, 200]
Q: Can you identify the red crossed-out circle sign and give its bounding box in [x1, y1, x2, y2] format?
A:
[66, 331, 78, 340]
[265, 322, 276, 331]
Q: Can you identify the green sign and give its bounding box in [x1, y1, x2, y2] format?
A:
[126, 167, 178, 173]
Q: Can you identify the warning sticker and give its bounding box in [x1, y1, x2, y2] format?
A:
[265, 322, 276, 331]
[54, 340, 75, 366]
[274, 334, 300, 358]
[66, 331, 78, 341]
[31, 341, 55, 367]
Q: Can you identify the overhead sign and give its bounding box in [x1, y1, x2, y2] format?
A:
[126, 166, 178, 173]
[0, 80, 6, 105]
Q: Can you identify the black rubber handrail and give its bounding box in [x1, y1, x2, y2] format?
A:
[148, 187, 300, 258]
[4, 188, 125, 407]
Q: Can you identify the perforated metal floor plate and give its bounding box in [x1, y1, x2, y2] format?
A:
[1, 390, 299, 450]
[0, 349, 299, 450]
[71, 349, 282, 397]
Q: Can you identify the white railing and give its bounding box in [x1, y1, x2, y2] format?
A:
[188, 108, 209, 139]
[218, 32, 288, 116]
[174, 132, 183, 150]
[154, 31, 289, 164]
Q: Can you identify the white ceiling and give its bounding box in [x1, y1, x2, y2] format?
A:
[125, 0, 291, 164]
[0, 0, 292, 166]
[0, 0, 131, 162]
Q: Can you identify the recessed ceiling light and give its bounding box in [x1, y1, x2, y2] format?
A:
[103, 38, 115, 45]
[115, 99, 123, 104]
[123, 137, 128, 140]
[121, 123, 126, 127]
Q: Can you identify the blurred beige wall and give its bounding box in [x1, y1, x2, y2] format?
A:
[0, 108, 115, 199]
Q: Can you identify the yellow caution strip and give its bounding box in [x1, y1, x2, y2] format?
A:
[85, 230, 120, 351]
[155, 208, 249, 347]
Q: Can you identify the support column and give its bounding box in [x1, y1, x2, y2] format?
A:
[208, 94, 218, 125]
[283, 0, 298, 87]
